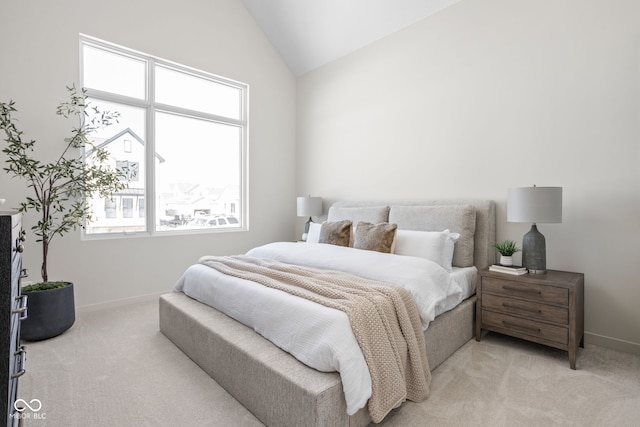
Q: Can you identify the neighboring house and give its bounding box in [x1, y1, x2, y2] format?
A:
[86, 128, 240, 233]
[215, 185, 239, 218]
[86, 128, 163, 233]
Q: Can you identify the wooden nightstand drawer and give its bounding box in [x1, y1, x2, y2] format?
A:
[482, 311, 568, 345]
[482, 277, 568, 306]
[482, 294, 569, 324]
[477, 269, 584, 369]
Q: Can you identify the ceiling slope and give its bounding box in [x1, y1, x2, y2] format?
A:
[242, 0, 463, 76]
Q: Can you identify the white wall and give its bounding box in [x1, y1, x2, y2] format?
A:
[297, 0, 640, 354]
[0, 0, 297, 307]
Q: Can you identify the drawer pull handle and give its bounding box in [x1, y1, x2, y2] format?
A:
[11, 346, 27, 379]
[12, 295, 28, 319]
[502, 321, 541, 334]
[11, 369, 26, 379]
[502, 303, 542, 314]
[502, 285, 541, 295]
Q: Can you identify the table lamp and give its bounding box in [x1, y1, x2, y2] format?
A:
[296, 196, 322, 241]
[507, 186, 562, 273]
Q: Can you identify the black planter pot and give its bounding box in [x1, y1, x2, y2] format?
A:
[21, 282, 75, 341]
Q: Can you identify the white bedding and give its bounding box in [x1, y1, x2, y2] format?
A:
[173, 242, 476, 415]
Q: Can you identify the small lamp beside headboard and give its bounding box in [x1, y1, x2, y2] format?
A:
[297, 196, 323, 241]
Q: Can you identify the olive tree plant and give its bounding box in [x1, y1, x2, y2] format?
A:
[0, 86, 127, 285]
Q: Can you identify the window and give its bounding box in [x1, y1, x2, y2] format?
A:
[80, 35, 248, 236]
[105, 199, 117, 219]
[122, 197, 134, 218]
[138, 198, 145, 218]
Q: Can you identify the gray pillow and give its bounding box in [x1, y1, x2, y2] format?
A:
[318, 220, 352, 247]
[389, 205, 476, 267]
[353, 222, 398, 253]
[327, 206, 390, 224]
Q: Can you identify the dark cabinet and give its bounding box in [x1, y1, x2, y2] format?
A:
[0, 212, 27, 426]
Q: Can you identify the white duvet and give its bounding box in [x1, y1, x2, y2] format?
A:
[173, 242, 475, 415]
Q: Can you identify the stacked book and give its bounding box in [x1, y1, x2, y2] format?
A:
[488, 264, 528, 275]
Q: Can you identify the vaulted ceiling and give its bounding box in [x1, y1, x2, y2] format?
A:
[241, 0, 463, 76]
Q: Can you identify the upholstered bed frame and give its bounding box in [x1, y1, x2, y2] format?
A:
[159, 199, 495, 427]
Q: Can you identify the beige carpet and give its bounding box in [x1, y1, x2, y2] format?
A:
[18, 298, 640, 426]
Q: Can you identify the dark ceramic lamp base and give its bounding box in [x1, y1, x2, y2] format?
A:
[522, 224, 547, 274]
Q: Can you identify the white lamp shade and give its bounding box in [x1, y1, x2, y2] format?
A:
[296, 196, 322, 217]
[507, 187, 562, 223]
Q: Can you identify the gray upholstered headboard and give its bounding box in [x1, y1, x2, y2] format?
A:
[328, 199, 496, 270]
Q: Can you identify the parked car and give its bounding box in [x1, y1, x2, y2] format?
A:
[186, 215, 239, 229]
[205, 215, 239, 227]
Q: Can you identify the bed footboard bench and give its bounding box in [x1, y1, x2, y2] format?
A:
[160, 291, 361, 427]
[159, 292, 476, 427]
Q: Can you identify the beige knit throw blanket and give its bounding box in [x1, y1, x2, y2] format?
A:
[198, 255, 431, 423]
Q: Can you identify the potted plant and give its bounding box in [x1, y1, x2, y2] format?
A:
[493, 240, 520, 266]
[0, 86, 127, 341]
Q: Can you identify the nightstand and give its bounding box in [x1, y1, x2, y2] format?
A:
[475, 269, 584, 369]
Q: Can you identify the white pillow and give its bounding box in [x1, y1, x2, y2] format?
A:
[443, 231, 460, 272]
[393, 229, 459, 272]
[306, 222, 322, 243]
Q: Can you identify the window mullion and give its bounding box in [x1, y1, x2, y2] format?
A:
[83, 88, 151, 109]
[154, 103, 245, 127]
[147, 57, 156, 235]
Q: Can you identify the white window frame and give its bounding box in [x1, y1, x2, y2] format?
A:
[79, 34, 249, 239]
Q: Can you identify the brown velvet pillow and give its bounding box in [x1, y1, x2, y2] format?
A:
[318, 220, 352, 247]
[353, 221, 398, 253]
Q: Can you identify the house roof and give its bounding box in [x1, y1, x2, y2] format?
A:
[89, 128, 166, 163]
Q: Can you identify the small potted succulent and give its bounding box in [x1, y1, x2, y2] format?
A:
[493, 240, 520, 266]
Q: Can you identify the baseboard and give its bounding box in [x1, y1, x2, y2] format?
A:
[76, 291, 166, 314]
[585, 332, 640, 356]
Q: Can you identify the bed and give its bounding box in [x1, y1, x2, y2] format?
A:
[159, 199, 495, 426]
